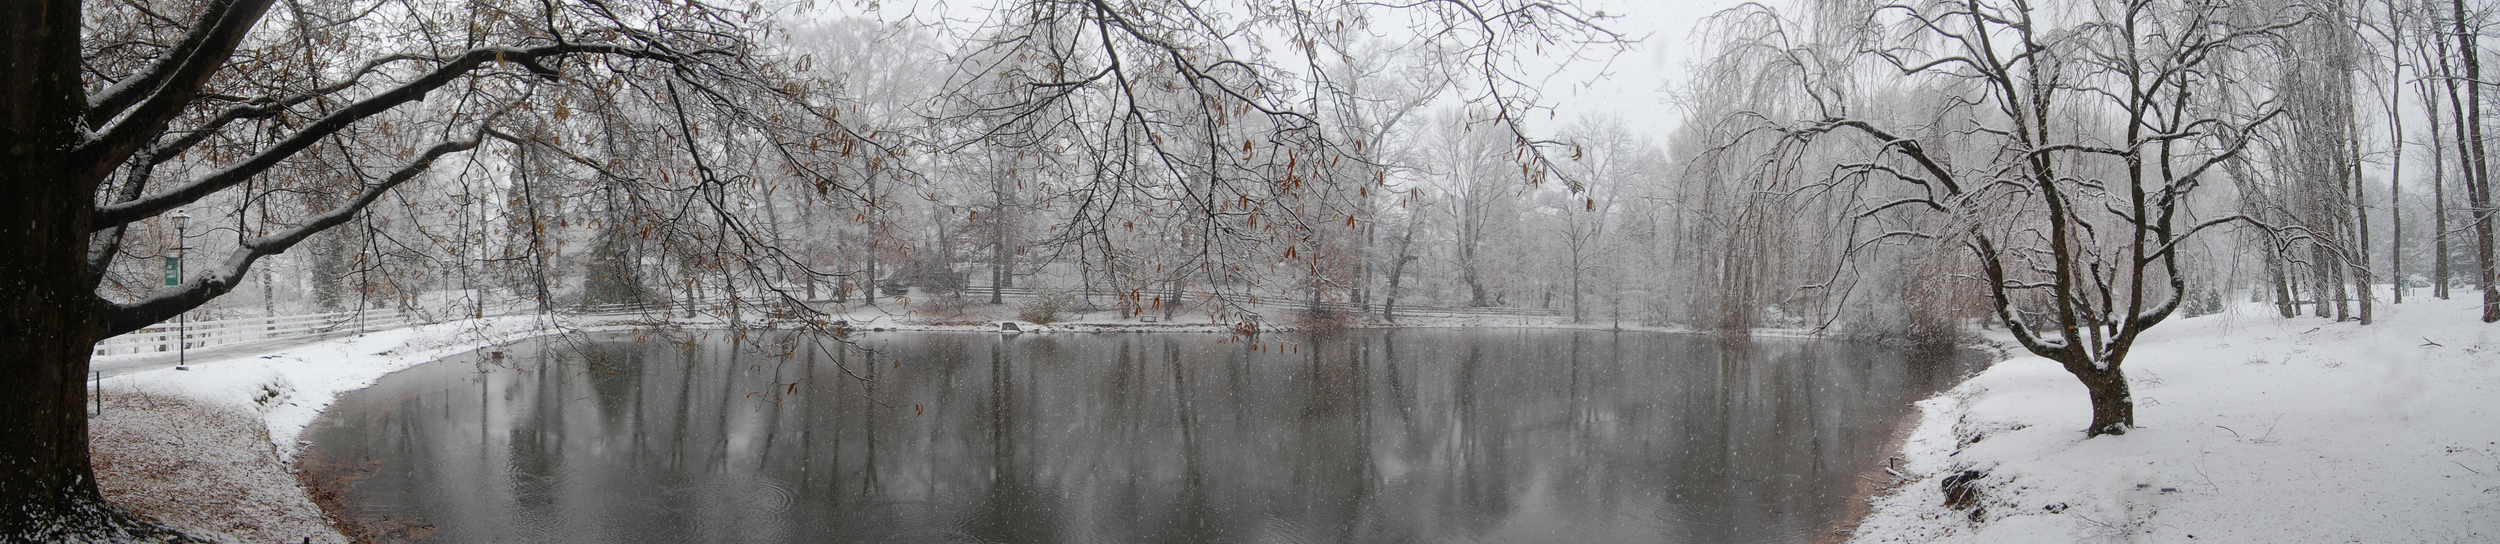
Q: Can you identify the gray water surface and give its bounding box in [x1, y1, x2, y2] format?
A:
[300, 329, 1986, 543]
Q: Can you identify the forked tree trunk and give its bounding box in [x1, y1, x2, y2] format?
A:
[2074, 366, 2135, 437]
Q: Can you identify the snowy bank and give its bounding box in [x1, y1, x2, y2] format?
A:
[86, 315, 610, 543]
[1848, 300, 2500, 543]
[102, 314, 616, 462]
[89, 391, 341, 544]
[92, 302, 1567, 467]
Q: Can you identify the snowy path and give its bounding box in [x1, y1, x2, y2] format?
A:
[91, 331, 367, 378]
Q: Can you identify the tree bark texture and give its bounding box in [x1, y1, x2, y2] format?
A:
[2459, 0, 2500, 322]
[2077, 366, 2135, 437]
[0, 0, 145, 535]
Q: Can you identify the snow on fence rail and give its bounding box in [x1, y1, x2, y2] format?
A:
[91, 308, 419, 357]
[91, 299, 672, 358]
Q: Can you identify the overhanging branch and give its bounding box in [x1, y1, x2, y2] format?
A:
[88, 43, 692, 232]
[102, 136, 480, 337]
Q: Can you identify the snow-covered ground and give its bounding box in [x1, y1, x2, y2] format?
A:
[103, 314, 614, 461]
[90, 315, 595, 543]
[1848, 299, 2500, 543]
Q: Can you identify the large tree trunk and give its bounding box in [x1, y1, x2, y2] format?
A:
[2075, 366, 2135, 437]
[2460, 0, 2500, 322]
[1459, 239, 1488, 307]
[2311, 244, 2336, 318]
[0, 122, 115, 538]
[2349, 117, 2373, 324]
[2434, 16, 2465, 301]
[0, 178, 152, 538]
[1569, 267, 1583, 323]
[0, 2, 179, 537]
[1381, 214, 1417, 322]
[2388, 0, 2406, 307]
[0, 0, 97, 525]
[991, 170, 1011, 306]
[2270, 243, 2298, 317]
[2435, 101, 2453, 300]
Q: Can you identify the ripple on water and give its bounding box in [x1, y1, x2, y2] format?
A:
[1652, 500, 1720, 542]
[1650, 496, 1823, 544]
[688, 471, 799, 519]
[1254, 512, 1322, 544]
[878, 528, 998, 544]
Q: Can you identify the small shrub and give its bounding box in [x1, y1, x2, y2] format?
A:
[1017, 289, 1082, 324]
[917, 293, 968, 318]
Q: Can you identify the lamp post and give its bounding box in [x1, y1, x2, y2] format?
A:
[357, 248, 372, 335]
[171, 209, 190, 370]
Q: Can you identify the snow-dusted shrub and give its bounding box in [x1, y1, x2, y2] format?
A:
[1017, 289, 1081, 324]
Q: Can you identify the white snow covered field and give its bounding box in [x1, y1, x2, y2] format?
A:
[1849, 299, 2500, 543]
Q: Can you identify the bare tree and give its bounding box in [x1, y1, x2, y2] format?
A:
[2451, 0, 2500, 321]
[2417, 0, 2457, 300]
[2366, 0, 2409, 305]
[1706, 0, 2300, 436]
[1551, 116, 1650, 323]
[1424, 107, 1524, 307]
[930, 0, 1624, 324]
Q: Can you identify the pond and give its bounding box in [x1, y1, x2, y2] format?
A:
[300, 329, 1988, 543]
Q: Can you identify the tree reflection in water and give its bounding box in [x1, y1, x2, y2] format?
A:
[301, 329, 1986, 543]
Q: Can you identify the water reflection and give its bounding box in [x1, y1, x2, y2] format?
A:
[302, 330, 1985, 543]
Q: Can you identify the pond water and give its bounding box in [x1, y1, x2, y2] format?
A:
[300, 329, 1987, 543]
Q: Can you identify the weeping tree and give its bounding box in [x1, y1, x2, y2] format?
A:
[1709, 0, 2300, 436]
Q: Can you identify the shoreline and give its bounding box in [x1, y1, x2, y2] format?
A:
[90, 392, 344, 543]
[1818, 336, 2015, 544]
[1813, 397, 1937, 544]
[91, 310, 1996, 542]
[93, 315, 587, 543]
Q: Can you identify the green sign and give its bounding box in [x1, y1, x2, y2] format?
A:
[164, 256, 179, 286]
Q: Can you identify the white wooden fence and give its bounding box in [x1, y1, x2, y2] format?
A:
[91, 308, 418, 357]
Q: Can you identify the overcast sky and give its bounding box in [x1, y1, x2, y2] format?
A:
[1539, 0, 1747, 137]
[803, 0, 1756, 144]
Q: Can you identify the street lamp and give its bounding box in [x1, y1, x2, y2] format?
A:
[357, 248, 373, 335]
[171, 209, 190, 371]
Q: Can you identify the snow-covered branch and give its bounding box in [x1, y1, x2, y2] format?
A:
[87, 43, 695, 233]
[102, 136, 481, 337]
